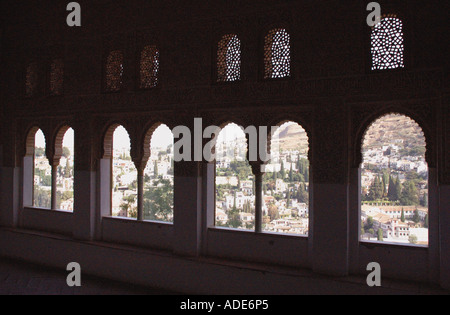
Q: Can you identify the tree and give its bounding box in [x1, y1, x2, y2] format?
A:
[34, 187, 51, 208]
[421, 192, 428, 207]
[280, 161, 285, 180]
[35, 147, 45, 157]
[365, 216, 374, 231]
[286, 188, 291, 208]
[143, 179, 173, 222]
[64, 162, 72, 178]
[387, 175, 399, 201]
[120, 195, 136, 218]
[154, 161, 159, 177]
[227, 193, 242, 229]
[382, 170, 390, 198]
[243, 200, 253, 214]
[41, 174, 52, 187]
[62, 146, 71, 158]
[229, 161, 252, 181]
[377, 228, 384, 241]
[369, 176, 383, 201]
[400, 180, 419, 206]
[395, 175, 403, 201]
[61, 190, 73, 201]
[227, 212, 242, 228]
[409, 234, 418, 244]
[413, 209, 420, 224]
[401, 208, 405, 222]
[296, 158, 309, 182]
[297, 182, 308, 204]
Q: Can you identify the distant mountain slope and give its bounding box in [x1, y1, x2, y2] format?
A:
[362, 114, 426, 151]
[272, 123, 309, 154]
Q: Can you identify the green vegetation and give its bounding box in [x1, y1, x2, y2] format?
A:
[364, 172, 424, 207]
[143, 179, 174, 222]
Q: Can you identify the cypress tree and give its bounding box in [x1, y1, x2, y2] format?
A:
[413, 208, 420, 223]
[395, 175, 403, 202]
[400, 180, 419, 206]
[154, 160, 158, 177]
[387, 175, 397, 201]
[377, 228, 384, 241]
[286, 188, 290, 208]
[369, 176, 383, 201]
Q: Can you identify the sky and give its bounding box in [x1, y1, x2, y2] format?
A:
[35, 126, 173, 152]
[34, 122, 300, 153]
[114, 124, 173, 150]
[35, 128, 74, 150]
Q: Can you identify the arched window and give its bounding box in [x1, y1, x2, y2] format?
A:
[50, 59, 64, 96]
[106, 50, 124, 92]
[111, 126, 137, 218]
[264, 28, 291, 79]
[361, 114, 428, 246]
[25, 62, 38, 97]
[371, 16, 405, 70]
[263, 122, 309, 235]
[33, 129, 51, 208]
[215, 123, 255, 230]
[143, 124, 174, 222]
[56, 128, 74, 211]
[217, 34, 241, 82]
[140, 45, 159, 89]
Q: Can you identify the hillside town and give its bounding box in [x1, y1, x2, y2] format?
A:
[34, 150, 74, 211]
[215, 123, 310, 235]
[360, 115, 429, 245]
[111, 149, 174, 220]
[111, 129, 174, 221]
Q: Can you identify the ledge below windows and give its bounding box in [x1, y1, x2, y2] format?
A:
[101, 216, 173, 251]
[206, 227, 309, 268]
[22, 207, 73, 236]
[0, 227, 446, 294]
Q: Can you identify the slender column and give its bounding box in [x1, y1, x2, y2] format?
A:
[250, 162, 264, 233]
[50, 161, 59, 210]
[137, 168, 144, 221]
[255, 172, 263, 233]
[132, 157, 147, 221]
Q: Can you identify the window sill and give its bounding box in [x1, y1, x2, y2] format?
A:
[21, 207, 73, 236]
[208, 226, 308, 240]
[103, 216, 173, 226]
[360, 239, 428, 250]
[101, 216, 173, 250]
[23, 206, 73, 214]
